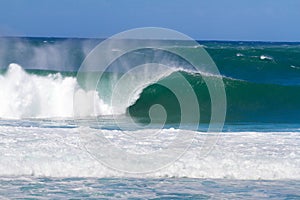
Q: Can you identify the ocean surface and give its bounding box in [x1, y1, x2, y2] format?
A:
[0, 37, 300, 199]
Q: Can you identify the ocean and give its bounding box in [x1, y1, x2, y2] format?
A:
[0, 36, 300, 199]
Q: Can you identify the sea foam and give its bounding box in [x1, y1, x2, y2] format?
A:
[0, 125, 299, 180]
[0, 63, 112, 119]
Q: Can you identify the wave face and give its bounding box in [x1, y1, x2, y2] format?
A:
[129, 71, 300, 123]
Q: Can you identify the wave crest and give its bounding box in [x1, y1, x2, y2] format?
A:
[0, 63, 112, 119]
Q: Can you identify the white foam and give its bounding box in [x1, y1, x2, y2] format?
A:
[0, 125, 299, 180]
[291, 65, 300, 69]
[0, 64, 112, 119]
[260, 55, 274, 61]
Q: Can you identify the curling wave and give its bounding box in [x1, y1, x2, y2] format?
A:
[1, 63, 300, 123]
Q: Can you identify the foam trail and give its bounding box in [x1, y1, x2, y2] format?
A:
[291, 65, 300, 69]
[0, 63, 112, 119]
[260, 55, 274, 61]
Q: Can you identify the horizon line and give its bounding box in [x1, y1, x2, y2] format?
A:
[1, 35, 300, 43]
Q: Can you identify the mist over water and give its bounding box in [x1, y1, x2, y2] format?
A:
[1, 37, 300, 84]
[0, 37, 99, 71]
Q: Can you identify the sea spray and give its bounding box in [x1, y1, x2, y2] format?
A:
[0, 63, 111, 118]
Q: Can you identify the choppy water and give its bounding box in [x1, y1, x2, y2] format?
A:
[1, 176, 300, 199]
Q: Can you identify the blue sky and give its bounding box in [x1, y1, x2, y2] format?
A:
[0, 0, 299, 41]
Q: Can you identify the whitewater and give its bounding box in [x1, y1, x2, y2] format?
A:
[0, 63, 113, 119]
[0, 124, 299, 180]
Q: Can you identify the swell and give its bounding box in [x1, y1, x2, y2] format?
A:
[205, 43, 300, 85]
